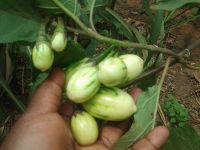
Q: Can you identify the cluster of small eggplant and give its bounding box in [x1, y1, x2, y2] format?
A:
[31, 18, 144, 146]
[65, 53, 144, 145]
[32, 18, 67, 72]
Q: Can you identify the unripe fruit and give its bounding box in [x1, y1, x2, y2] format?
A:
[66, 66, 100, 103]
[32, 42, 54, 72]
[51, 18, 67, 52]
[98, 57, 127, 87]
[71, 111, 99, 145]
[51, 32, 67, 52]
[119, 54, 144, 84]
[65, 58, 93, 82]
[83, 87, 137, 121]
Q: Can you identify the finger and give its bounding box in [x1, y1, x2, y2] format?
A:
[59, 100, 75, 123]
[100, 119, 132, 149]
[100, 87, 142, 149]
[75, 143, 108, 150]
[130, 88, 143, 102]
[131, 126, 169, 150]
[26, 69, 65, 117]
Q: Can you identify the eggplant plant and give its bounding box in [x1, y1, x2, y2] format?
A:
[0, 0, 200, 149]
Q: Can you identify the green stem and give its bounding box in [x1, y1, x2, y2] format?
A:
[52, 0, 181, 59]
[89, 0, 97, 32]
[159, 57, 171, 87]
[158, 57, 171, 126]
[66, 26, 88, 35]
[52, 0, 90, 34]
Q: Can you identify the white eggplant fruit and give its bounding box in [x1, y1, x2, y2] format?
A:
[66, 66, 100, 103]
[51, 18, 67, 52]
[32, 42, 54, 72]
[98, 57, 127, 87]
[71, 111, 99, 145]
[83, 87, 137, 121]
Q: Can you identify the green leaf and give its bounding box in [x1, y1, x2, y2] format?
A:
[0, 11, 40, 43]
[142, 0, 153, 19]
[114, 85, 160, 150]
[131, 28, 148, 62]
[0, 0, 40, 20]
[145, 9, 164, 69]
[151, 0, 200, 11]
[36, 0, 81, 15]
[0, 0, 41, 43]
[162, 125, 200, 150]
[99, 8, 137, 42]
[149, 10, 164, 44]
[178, 122, 185, 127]
[82, 0, 113, 12]
[170, 118, 176, 124]
[53, 40, 86, 68]
[85, 39, 100, 56]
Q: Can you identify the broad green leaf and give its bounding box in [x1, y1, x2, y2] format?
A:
[114, 85, 160, 150]
[53, 40, 86, 68]
[99, 8, 137, 42]
[0, 0, 41, 43]
[162, 125, 200, 150]
[36, 0, 81, 15]
[0, 0, 40, 20]
[0, 11, 40, 43]
[151, 0, 200, 11]
[82, 0, 113, 12]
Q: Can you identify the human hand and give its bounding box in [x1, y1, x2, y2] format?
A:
[0, 69, 169, 150]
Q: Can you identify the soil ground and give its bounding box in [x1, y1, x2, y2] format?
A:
[116, 0, 200, 134]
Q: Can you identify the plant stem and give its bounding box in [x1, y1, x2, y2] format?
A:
[158, 57, 171, 126]
[66, 26, 88, 35]
[89, 0, 97, 32]
[52, 0, 181, 59]
[159, 57, 171, 87]
[52, 0, 90, 34]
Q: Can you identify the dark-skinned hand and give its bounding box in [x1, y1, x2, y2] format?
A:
[0, 69, 169, 150]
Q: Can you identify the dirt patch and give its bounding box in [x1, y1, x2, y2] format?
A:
[116, 0, 200, 134]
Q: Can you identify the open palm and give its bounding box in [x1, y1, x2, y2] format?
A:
[1, 69, 169, 150]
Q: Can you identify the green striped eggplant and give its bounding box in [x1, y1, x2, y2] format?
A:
[51, 18, 67, 52]
[71, 111, 99, 145]
[65, 58, 93, 82]
[119, 54, 144, 86]
[98, 57, 127, 87]
[32, 41, 54, 72]
[66, 66, 100, 103]
[83, 87, 137, 121]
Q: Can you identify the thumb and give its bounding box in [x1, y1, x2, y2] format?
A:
[26, 69, 65, 117]
[131, 126, 169, 150]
